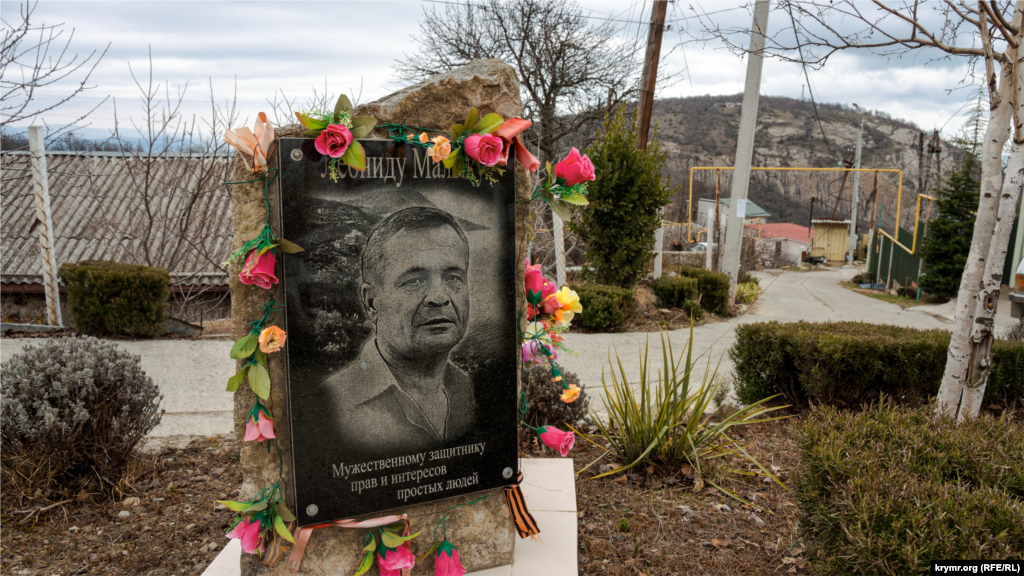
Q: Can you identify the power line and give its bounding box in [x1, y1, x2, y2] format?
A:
[786, 3, 837, 162]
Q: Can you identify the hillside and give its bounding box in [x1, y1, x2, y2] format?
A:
[649, 94, 962, 232]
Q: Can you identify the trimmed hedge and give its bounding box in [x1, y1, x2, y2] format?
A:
[795, 402, 1024, 575]
[732, 321, 1024, 408]
[573, 284, 638, 331]
[651, 276, 698, 309]
[59, 260, 170, 338]
[672, 266, 730, 315]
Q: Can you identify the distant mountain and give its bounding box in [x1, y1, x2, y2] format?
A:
[650, 94, 962, 232]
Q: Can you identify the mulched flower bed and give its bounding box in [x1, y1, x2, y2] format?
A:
[1, 436, 242, 576]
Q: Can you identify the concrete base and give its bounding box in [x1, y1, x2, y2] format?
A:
[202, 458, 577, 576]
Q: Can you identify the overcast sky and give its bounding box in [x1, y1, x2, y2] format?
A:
[1, 0, 987, 141]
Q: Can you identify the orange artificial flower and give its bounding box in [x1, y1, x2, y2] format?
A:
[418, 132, 429, 143]
[560, 384, 581, 404]
[223, 112, 275, 172]
[429, 135, 452, 163]
[258, 325, 287, 354]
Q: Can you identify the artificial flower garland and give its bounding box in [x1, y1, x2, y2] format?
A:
[219, 99, 597, 568]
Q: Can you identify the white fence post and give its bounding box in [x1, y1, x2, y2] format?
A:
[552, 211, 567, 288]
[28, 126, 62, 326]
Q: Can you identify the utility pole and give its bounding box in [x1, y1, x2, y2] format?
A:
[713, 169, 721, 272]
[721, 0, 770, 296]
[808, 196, 815, 247]
[28, 126, 62, 327]
[636, 0, 668, 151]
[848, 117, 863, 263]
[636, 0, 669, 278]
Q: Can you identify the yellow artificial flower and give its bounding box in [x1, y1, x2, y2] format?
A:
[560, 384, 581, 403]
[554, 286, 582, 326]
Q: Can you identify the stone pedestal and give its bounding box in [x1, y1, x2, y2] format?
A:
[228, 60, 530, 575]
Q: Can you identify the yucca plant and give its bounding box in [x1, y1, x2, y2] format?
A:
[577, 325, 788, 505]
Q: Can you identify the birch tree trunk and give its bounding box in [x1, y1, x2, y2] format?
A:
[937, 59, 1015, 416]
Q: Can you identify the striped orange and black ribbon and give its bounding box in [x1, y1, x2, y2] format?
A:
[262, 521, 294, 567]
[502, 470, 540, 540]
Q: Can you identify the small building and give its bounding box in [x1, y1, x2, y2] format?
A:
[756, 223, 811, 266]
[811, 219, 851, 263]
[697, 198, 771, 225]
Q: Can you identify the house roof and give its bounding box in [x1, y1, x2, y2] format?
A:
[697, 197, 771, 218]
[811, 219, 851, 226]
[1, 151, 234, 286]
[757, 223, 811, 242]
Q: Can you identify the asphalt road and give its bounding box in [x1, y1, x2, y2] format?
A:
[1, 266, 1017, 439]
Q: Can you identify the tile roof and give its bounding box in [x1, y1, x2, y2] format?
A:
[755, 223, 812, 242]
[2, 151, 234, 286]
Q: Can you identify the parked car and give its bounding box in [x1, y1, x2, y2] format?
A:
[1011, 258, 1024, 319]
[689, 242, 718, 253]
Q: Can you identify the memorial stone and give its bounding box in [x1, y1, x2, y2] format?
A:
[229, 60, 528, 575]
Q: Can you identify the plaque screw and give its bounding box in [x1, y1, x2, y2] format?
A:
[306, 504, 318, 516]
[290, 149, 303, 162]
[502, 467, 513, 479]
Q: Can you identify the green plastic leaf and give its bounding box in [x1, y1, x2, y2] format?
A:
[464, 108, 479, 132]
[275, 501, 296, 522]
[443, 152, 459, 169]
[226, 368, 246, 392]
[549, 198, 572, 221]
[362, 539, 376, 553]
[451, 124, 464, 142]
[477, 113, 504, 134]
[295, 113, 329, 131]
[257, 244, 277, 257]
[216, 500, 252, 512]
[249, 363, 271, 400]
[334, 94, 353, 120]
[560, 192, 590, 206]
[230, 334, 257, 360]
[380, 530, 420, 548]
[341, 140, 366, 172]
[256, 349, 267, 367]
[416, 541, 439, 562]
[301, 128, 322, 138]
[353, 551, 374, 576]
[243, 501, 268, 513]
[451, 155, 464, 176]
[350, 116, 377, 139]
[274, 515, 295, 543]
[275, 238, 305, 253]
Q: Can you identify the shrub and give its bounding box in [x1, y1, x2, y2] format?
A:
[737, 270, 759, 286]
[59, 260, 170, 338]
[573, 284, 638, 331]
[568, 104, 675, 289]
[0, 337, 163, 502]
[520, 362, 589, 431]
[681, 301, 704, 322]
[731, 321, 1024, 409]
[734, 281, 761, 304]
[584, 328, 787, 502]
[795, 401, 1024, 575]
[651, 276, 698, 308]
[672, 266, 730, 315]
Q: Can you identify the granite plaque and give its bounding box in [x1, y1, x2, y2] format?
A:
[278, 138, 518, 525]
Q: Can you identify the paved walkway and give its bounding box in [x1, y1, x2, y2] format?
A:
[1, 266, 1016, 438]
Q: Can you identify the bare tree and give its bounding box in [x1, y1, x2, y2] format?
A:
[696, 1, 1023, 420]
[100, 50, 240, 322]
[1, 0, 109, 143]
[394, 0, 642, 164]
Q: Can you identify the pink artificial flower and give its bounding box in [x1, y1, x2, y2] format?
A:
[226, 517, 263, 554]
[554, 147, 596, 186]
[462, 133, 503, 167]
[314, 124, 353, 158]
[525, 259, 545, 295]
[435, 541, 466, 576]
[494, 117, 540, 172]
[521, 340, 556, 365]
[239, 249, 278, 290]
[243, 411, 275, 442]
[538, 426, 575, 457]
[378, 545, 415, 576]
[540, 281, 559, 315]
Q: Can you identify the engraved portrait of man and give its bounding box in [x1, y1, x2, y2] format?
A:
[324, 206, 477, 455]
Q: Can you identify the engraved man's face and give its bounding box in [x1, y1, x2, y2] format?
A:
[364, 225, 470, 361]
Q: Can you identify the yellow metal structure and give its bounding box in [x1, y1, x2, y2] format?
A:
[874, 193, 936, 256]
[686, 166, 904, 243]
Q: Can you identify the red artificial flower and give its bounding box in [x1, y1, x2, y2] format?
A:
[378, 544, 415, 576]
[538, 426, 575, 457]
[315, 124, 353, 158]
[239, 249, 278, 290]
[494, 117, 540, 172]
[435, 541, 466, 576]
[554, 147, 596, 186]
[462, 133, 503, 167]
